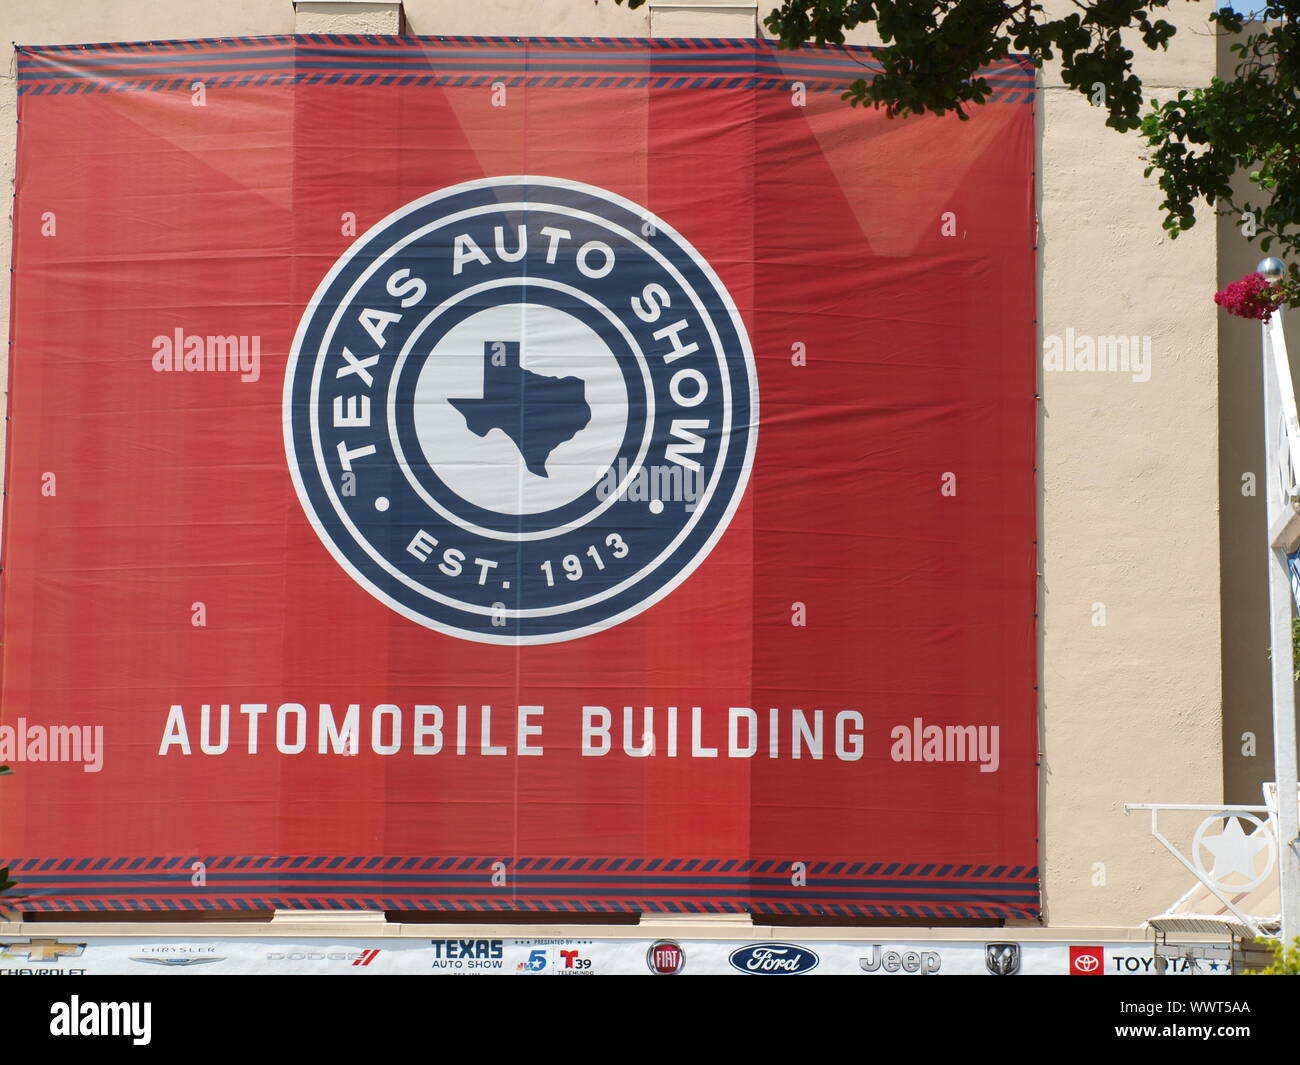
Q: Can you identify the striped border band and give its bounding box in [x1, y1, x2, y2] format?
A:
[4, 855, 1041, 920]
[15, 35, 1036, 104]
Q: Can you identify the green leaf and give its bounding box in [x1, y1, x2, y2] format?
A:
[757, 0, 1300, 266]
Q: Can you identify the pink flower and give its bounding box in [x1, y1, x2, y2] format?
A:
[1214, 272, 1285, 321]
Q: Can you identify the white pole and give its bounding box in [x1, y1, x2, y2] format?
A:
[1258, 263, 1300, 947]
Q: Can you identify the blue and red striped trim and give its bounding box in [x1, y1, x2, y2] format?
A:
[4, 855, 1040, 920]
[15, 36, 1035, 104]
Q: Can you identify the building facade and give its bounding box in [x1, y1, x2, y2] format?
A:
[0, 0, 1285, 970]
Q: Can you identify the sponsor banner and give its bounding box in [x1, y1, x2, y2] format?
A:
[0, 937, 1229, 976]
[4, 36, 1036, 916]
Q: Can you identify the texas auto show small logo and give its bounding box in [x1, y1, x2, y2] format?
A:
[647, 939, 685, 975]
[430, 939, 503, 971]
[1070, 946, 1104, 975]
[285, 176, 758, 645]
[728, 943, 819, 975]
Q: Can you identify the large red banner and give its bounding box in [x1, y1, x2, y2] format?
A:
[2, 36, 1036, 918]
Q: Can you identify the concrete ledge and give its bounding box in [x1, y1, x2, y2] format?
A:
[650, 4, 756, 38]
[295, 1, 403, 35]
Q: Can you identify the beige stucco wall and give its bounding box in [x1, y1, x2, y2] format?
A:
[0, 0, 1228, 932]
[1215, 28, 1300, 811]
[1034, 4, 1222, 928]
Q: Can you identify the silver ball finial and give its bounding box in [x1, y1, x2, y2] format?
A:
[1258, 257, 1286, 283]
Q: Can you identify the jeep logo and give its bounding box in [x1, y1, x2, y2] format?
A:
[859, 944, 941, 974]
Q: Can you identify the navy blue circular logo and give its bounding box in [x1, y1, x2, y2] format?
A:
[285, 177, 757, 643]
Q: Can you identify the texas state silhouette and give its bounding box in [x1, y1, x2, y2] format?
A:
[450, 340, 592, 478]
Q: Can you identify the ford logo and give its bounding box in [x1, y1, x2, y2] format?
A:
[728, 943, 819, 975]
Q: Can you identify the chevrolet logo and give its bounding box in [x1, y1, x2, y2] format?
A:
[0, 937, 86, 961]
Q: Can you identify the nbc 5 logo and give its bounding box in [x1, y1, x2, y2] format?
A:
[286, 177, 757, 644]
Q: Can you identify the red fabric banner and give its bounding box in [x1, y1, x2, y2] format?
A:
[2, 36, 1037, 917]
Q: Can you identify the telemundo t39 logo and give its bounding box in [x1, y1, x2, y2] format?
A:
[285, 176, 757, 644]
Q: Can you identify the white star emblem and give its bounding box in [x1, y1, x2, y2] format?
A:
[1199, 815, 1270, 883]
